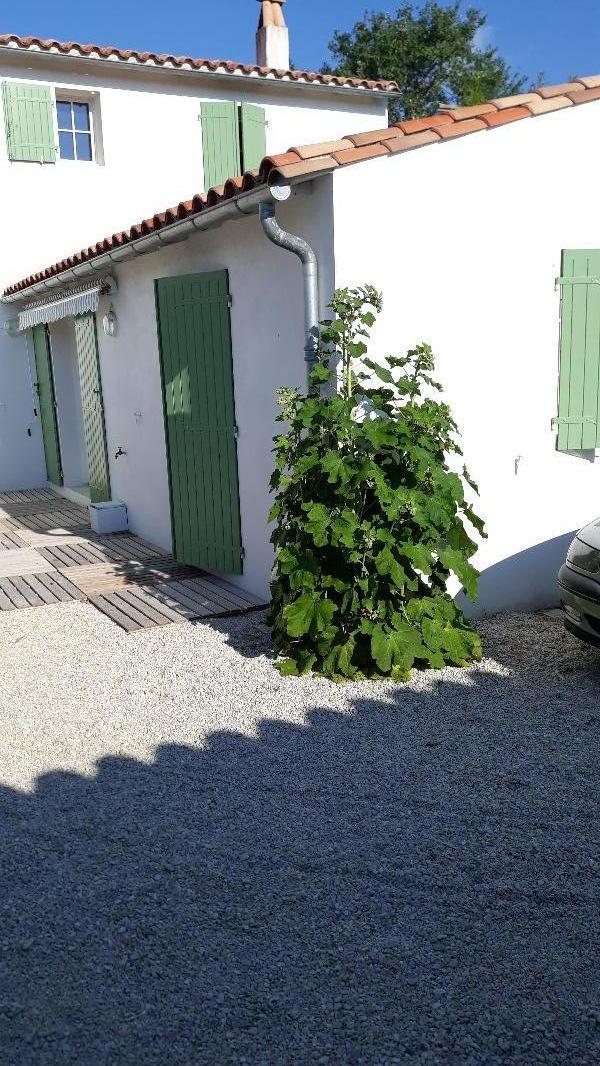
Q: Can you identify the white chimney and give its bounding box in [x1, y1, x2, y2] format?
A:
[256, 0, 290, 71]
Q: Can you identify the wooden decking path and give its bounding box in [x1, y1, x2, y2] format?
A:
[0, 489, 265, 632]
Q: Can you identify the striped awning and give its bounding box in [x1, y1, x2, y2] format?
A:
[18, 277, 115, 330]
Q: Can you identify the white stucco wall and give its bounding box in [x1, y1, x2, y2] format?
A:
[94, 179, 335, 597]
[0, 303, 44, 490]
[0, 51, 387, 492]
[331, 100, 600, 615]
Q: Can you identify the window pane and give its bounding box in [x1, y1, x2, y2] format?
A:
[75, 132, 92, 161]
[56, 101, 72, 130]
[59, 130, 75, 159]
[73, 102, 90, 131]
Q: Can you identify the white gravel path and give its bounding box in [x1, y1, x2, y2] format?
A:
[0, 604, 599, 1064]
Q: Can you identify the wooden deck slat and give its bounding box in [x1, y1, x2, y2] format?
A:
[38, 546, 76, 569]
[159, 581, 221, 617]
[87, 595, 140, 632]
[20, 574, 57, 605]
[42, 544, 81, 567]
[33, 571, 77, 603]
[67, 560, 200, 595]
[98, 536, 167, 562]
[143, 584, 199, 620]
[0, 500, 84, 518]
[198, 572, 265, 607]
[79, 542, 123, 564]
[117, 588, 185, 627]
[12, 509, 89, 532]
[17, 529, 92, 548]
[0, 532, 27, 551]
[10, 576, 45, 607]
[45, 570, 88, 600]
[0, 578, 31, 609]
[0, 549, 57, 578]
[177, 577, 252, 612]
[129, 586, 190, 623]
[0, 584, 16, 610]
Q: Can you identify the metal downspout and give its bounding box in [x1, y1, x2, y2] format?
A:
[258, 199, 320, 391]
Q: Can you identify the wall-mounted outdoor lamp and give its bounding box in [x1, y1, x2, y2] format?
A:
[102, 304, 118, 337]
[3, 318, 20, 338]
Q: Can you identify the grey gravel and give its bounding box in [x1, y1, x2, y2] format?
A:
[0, 604, 600, 1065]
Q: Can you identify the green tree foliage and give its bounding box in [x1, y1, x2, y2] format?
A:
[323, 3, 525, 121]
[268, 286, 486, 681]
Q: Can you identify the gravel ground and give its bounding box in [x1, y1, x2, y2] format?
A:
[0, 604, 600, 1065]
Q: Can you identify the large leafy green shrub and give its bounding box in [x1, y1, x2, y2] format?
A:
[268, 285, 485, 681]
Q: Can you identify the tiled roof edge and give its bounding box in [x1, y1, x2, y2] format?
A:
[0, 33, 399, 92]
[5, 76, 600, 298]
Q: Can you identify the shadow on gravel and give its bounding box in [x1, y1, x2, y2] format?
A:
[2, 623, 600, 1064]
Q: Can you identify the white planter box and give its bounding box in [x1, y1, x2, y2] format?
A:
[89, 501, 128, 534]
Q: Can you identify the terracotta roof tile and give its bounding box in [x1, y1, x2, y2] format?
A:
[567, 86, 600, 105]
[439, 102, 498, 121]
[332, 142, 391, 164]
[0, 32, 398, 92]
[292, 139, 355, 160]
[525, 95, 573, 115]
[386, 129, 441, 153]
[490, 92, 540, 110]
[481, 105, 532, 128]
[7, 77, 600, 299]
[270, 156, 339, 180]
[347, 126, 406, 147]
[536, 81, 584, 99]
[436, 117, 488, 140]
[397, 114, 454, 134]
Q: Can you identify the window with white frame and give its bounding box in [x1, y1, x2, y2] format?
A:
[56, 100, 93, 161]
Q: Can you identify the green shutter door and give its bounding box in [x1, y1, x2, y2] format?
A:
[201, 101, 241, 190]
[2, 82, 56, 163]
[240, 103, 267, 172]
[31, 325, 63, 486]
[73, 313, 111, 503]
[155, 270, 243, 575]
[556, 250, 600, 451]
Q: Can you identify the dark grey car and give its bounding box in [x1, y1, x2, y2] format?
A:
[559, 519, 600, 647]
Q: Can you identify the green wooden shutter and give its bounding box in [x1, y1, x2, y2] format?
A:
[556, 250, 600, 451]
[2, 82, 56, 163]
[201, 102, 241, 190]
[155, 270, 243, 575]
[31, 325, 63, 485]
[73, 313, 111, 503]
[240, 103, 267, 172]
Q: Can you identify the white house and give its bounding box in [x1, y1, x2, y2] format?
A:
[5, 76, 600, 615]
[0, 1, 395, 489]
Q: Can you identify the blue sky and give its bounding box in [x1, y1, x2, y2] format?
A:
[5, 1, 600, 86]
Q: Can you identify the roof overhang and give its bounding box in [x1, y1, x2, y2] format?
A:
[2, 184, 297, 305]
[0, 41, 399, 100]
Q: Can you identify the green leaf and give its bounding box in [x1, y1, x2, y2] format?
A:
[399, 542, 433, 575]
[313, 597, 336, 634]
[311, 362, 331, 384]
[277, 658, 300, 676]
[284, 594, 317, 638]
[363, 357, 396, 386]
[322, 450, 349, 485]
[371, 622, 423, 674]
[439, 547, 479, 600]
[375, 546, 408, 590]
[303, 503, 331, 547]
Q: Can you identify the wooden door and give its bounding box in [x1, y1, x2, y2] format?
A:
[155, 270, 243, 574]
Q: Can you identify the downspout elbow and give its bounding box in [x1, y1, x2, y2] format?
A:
[259, 200, 320, 392]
